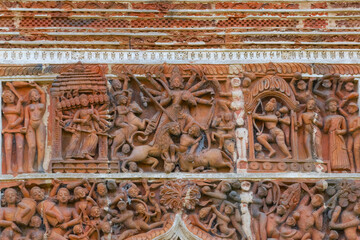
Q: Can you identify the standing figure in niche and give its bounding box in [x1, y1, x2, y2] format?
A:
[324, 98, 350, 171]
[65, 94, 100, 160]
[2, 83, 25, 174]
[345, 102, 360, 172]
[297, 98, 323, 161]
[253, 98, 292, 159]
[24, 83, 46, 172]
[0, 188, 22, 239]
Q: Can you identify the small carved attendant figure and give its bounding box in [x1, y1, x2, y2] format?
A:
[24, 83, 46, 172]
[177, 124, 202, 154]
[346, 102, 360, 172]
[278, 106, 291, 149]
[297, 98, 323, 161]
[68, 224, 95, 240]
[210, 204, 237, 239]
[229, 181, 254, 240]
[25, 216, 44, 240]
[330, 201, 360, 240]
[114, 95, 130, 129]
[2, 83, 25, 174]
[230, 77, 245, 126]
[313, 74, 338, 100]
[111, 200, 163, 236]
[211, 113, 235, 150]
[254, 143, 265, 159]
[253, 98, 292, 159]
[289, 73, 314, 106]
[48, 185, 80, 240]
[324, 98, 350, 171]
[336, 76, 358, 107]
[0, 188, 22, 239]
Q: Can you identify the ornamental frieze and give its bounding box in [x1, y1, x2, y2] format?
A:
[0, 178, 359, 240]
[2, 62, 360, 174]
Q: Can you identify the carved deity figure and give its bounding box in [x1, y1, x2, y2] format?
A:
[253, 98, 292, 159]
[65, 94, 101, 160]
[297, 98, 323, 161]
[324, 98, 351, 171]
[2, 83, 25, 174]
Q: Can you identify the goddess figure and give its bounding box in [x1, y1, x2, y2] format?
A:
[65, 94, 101, 160]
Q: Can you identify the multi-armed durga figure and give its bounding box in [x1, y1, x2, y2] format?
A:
[137, 67, 215, 136]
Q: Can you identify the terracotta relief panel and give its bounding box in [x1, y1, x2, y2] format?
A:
[2, 82, 48, 174]
[2, 63, 360, 174]
[0, 179, 359, 240]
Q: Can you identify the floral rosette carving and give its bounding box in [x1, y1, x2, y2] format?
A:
[160, 180, 201, 211]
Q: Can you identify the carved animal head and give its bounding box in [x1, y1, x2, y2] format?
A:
[184, 154, 195, 163]
[129, 101, 143, 114]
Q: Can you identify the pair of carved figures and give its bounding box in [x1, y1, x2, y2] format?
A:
[242, 70, 359, 172]
[2, 82, 46, 174]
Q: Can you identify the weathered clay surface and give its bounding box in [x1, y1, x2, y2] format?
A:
[0, 179, 359, 240]
[2, 63, 360, 174]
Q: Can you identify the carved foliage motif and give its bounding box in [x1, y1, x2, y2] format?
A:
[0, 179, 359, 240]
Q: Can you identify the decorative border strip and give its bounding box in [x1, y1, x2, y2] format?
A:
[1, 49, 360, 64]
[1, 172, 360, 181]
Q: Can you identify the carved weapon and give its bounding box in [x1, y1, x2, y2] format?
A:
[125, 68, 176, 122]
[253, 99, 264, 136]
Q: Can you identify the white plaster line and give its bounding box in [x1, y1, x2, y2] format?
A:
[0, 75, 58, 82]
[1, 49, 360, 64]
[13, 0, 360, 2]
[1, 172, 360, 181]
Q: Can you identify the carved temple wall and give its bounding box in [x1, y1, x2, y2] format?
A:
[2, 0, 360, 240]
